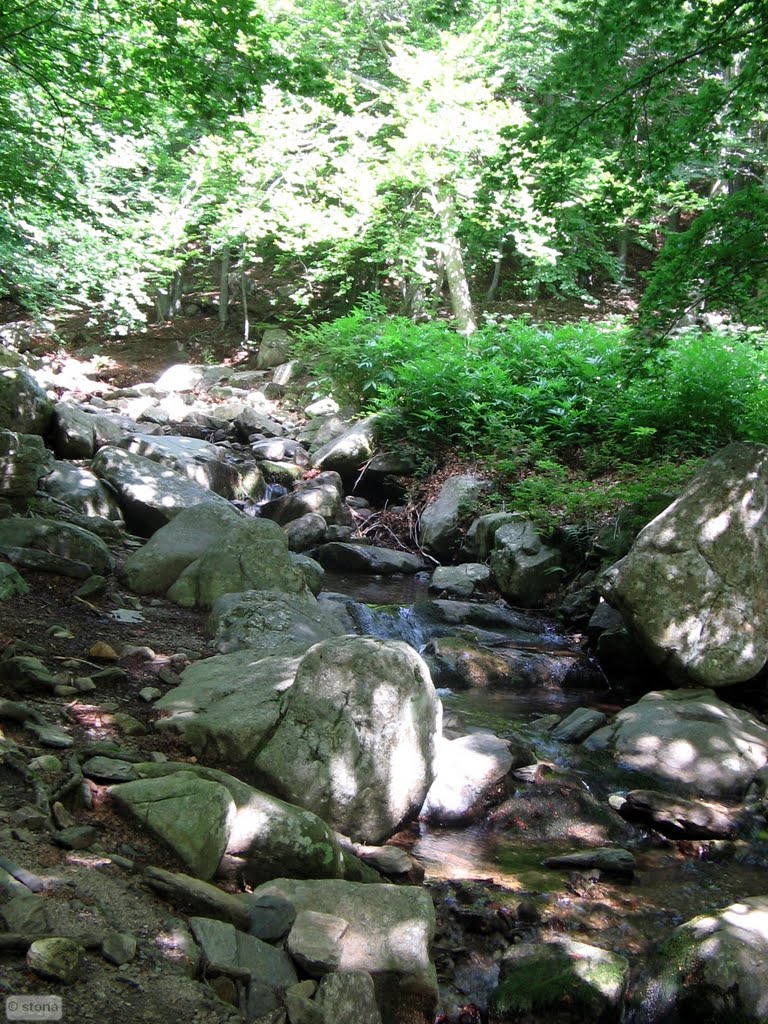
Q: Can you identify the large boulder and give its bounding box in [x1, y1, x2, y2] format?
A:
[110, 762, 378, 887]
[209, 590, 345, 657]
[167, 517, 309, 608]
[91, 445, 233, 534]
[255, 327, 293, 370]
[489, 519, 562, 606]
[419, 474, 490, 560]
[51, 401, 139, 458]
[0, 431, 53, 500]
[0, 517, 112, 577]
[251, 877, 438, 1024]
[254, 636, 442, 843]
[635, 897, 768, 1023]
[0, 368, 53, 434]
[118, 433, 263, 500]
[42, 462, 123, 521]
[602, 442, 768, 686]
[585, 688, 768, 798]
[121, 501, 245, 594]
[154, 652, 301, 762]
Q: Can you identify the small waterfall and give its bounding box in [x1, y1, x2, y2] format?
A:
[346, 601, 432, 651]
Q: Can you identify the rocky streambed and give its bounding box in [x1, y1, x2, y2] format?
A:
[1, 320, 768, 1024]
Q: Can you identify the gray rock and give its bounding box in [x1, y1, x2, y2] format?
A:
[0, 562, 28, 600]
[101, 930, 137, 966]
[0, 517, 111, 577]
[309, 416, 379, 481]
[492, 938, 628, 1022]
[314, 542, 424, 575]
[0, 431, 52, 500]
[260, 473, 351, 527]
[209, 590, 344, 657]
[53, 826, 99, 850]
[419, 474, 490, 559]
[256, 328, 293, 370]
[0, 893, 49, 933]
[287, 910, 348, 974]
[51, 401, 137, 458]
[153, 652, 300, 762]
[542, 846, 635, 878]
[290, 552, 324, 595]
[584, 688, 768, 798]
[118, 433, 258, 500]
[462, 512, 520, 561]
[0, 368, 53, 434]
[82, 756, 140, 782]
[27, 937, 84, 984]
[421, 733, 515, 824]
[490, 519, 563, 607]
[122, 762, 376, 887]
[602, 442, 768, 685]
[284, 513, 328, 552]
[315, 971, 383, 1024]
[611, 789, 739, 839]
[254, 636, 441, 843]
[635, 897, 768, 1022]
[252, 878, 437, 1024]
[122, 500, 245, 594]
[190, 916, 298, 1006]
[109, 771, 235, 880]
[551, 708, 608, 743]
[428, 563, 493, 598]
[168, 517, 308, 608]
[91, 445, 233, 534]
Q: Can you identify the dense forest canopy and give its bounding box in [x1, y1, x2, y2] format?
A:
[0, 0, 765, 337]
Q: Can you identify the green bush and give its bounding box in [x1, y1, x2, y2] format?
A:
[296, 300, 768, 522]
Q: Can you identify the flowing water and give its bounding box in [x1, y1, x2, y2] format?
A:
[321, 571, 768, 1014]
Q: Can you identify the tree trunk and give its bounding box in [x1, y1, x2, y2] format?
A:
[485, 254, 502, 303]
[240, 261, 249, 342]
[219, 248, 230, 327]
[429, 185, 477, 335]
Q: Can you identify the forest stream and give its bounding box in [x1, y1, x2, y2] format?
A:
[321, 571, 768, 1019]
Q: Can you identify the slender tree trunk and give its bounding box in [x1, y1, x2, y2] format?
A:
[219, 248, 230, 327]
[429, 185, 477, 335]
[240, 262, 249, 342]
[485, 253, 502, 303]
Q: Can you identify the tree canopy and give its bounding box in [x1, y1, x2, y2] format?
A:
[0, 0, 765, 336]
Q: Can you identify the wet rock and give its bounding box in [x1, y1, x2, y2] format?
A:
[27, 936, 85, 984]
[542, 846, 635, 879]
[551, 707, 607, 743]
[611, 789, 740, 839]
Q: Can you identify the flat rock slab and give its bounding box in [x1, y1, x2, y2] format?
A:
[314, 542, 424, 575]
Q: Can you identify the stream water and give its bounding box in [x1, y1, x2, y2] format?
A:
[321, 570, 768, 1016]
